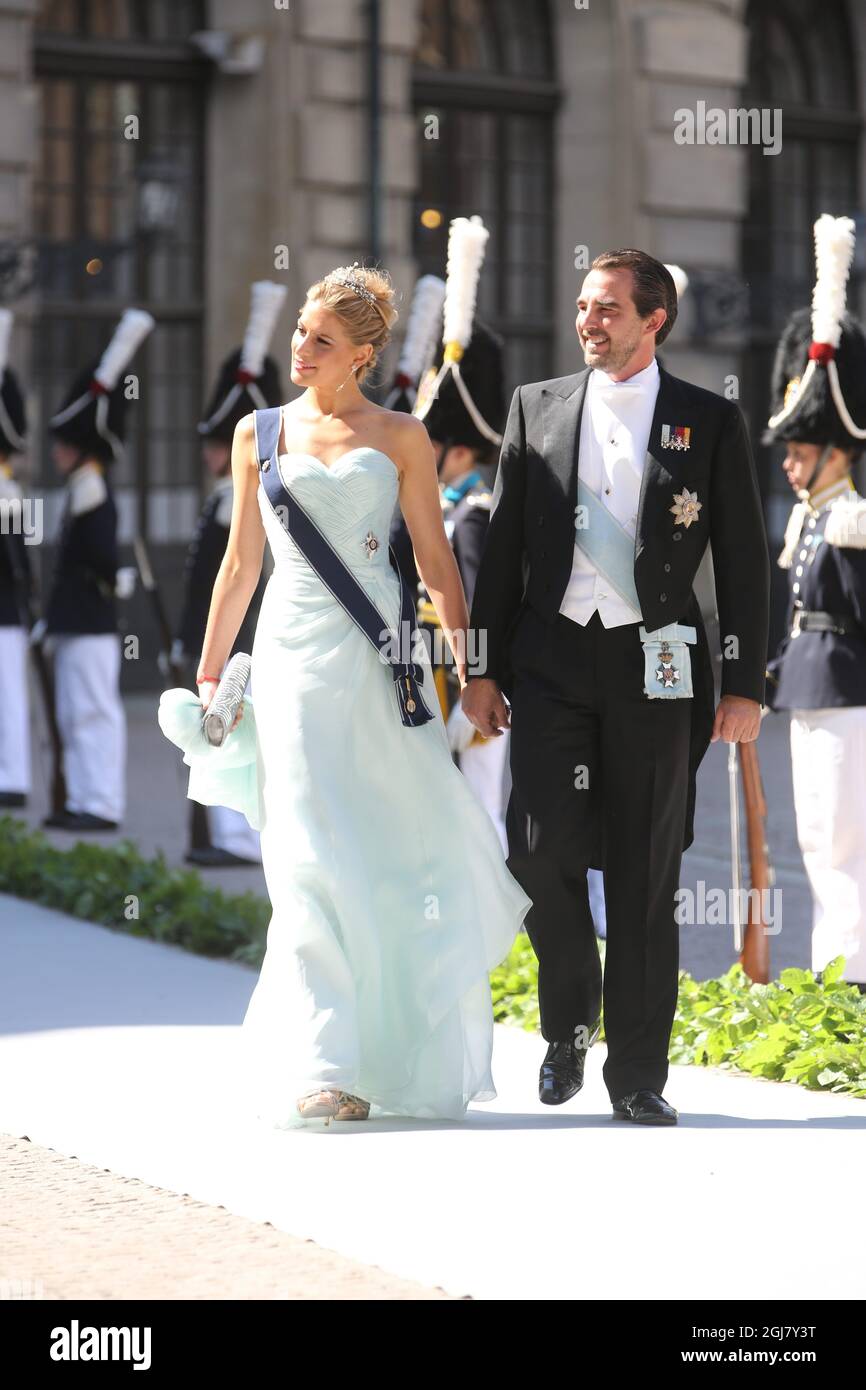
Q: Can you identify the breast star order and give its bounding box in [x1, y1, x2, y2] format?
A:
[669, 488, 702, 528]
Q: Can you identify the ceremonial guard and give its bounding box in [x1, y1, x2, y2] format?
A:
[0, 309, 32, 808]
[390, 220, 511, 850]
[764, 214, 866, 990]
[175, 280, 285, 867]
[42, 308, 154, 831]
[415, 320, 509, 851]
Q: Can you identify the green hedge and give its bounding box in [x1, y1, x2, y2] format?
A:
[489, 930, 866, 1098]
[2, 815, 864, 1098]
[0, 815, 269, 964]
[671, 957, 866, 1097]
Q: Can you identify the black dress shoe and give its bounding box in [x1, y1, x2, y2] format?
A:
[42, 809, 120, 831]
[0, 791, 27, 807]
[612, 1089, 678, 1125]
[185, 845, 260, 868]
[538, 1025, 600, 1105]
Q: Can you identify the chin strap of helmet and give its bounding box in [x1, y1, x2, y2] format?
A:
[801, 442, 835, 503]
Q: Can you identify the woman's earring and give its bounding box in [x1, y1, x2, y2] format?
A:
[336, 363, 360, 393]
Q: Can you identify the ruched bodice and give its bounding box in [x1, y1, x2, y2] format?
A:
[258, 448, 400, 587]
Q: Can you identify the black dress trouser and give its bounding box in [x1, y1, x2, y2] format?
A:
[505, 605, 692, 1100]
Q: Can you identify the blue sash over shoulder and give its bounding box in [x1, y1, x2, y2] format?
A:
[253, 406, 434, 729]
[575, 476, 697, 699]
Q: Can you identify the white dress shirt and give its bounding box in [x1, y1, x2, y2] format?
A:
[559, 356, 660, 628]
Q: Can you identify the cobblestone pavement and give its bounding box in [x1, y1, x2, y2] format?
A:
[0, 1134, 454, 1301]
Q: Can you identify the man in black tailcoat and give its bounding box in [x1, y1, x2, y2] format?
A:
[462, 249, 770, 1124]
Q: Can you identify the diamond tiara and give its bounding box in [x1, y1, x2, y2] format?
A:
[324, 262, 379, 308]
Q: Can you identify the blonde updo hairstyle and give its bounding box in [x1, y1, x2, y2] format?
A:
[304, 264, 399, 387]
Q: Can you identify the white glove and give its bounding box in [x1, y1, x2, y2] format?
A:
[446, 699, 480, 753]
[115, 565, 137, 600]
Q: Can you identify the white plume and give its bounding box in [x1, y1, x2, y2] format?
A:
[396, 275, 446, 381]
[94, 309, 156, 389]
[811, 214, 855, 348]
[442, 216, 489, 349]
[240, 281, 287, 377]
[665, 264, 689, 300]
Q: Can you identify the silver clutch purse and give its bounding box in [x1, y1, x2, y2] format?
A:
[202, 652, 252, 746]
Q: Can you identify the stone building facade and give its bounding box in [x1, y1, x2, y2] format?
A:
[1, 0, 864, 676]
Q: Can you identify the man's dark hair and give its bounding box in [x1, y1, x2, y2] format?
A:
[590, 249, 678, 346]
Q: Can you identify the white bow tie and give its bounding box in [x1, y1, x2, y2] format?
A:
[592, 375, 647, 397]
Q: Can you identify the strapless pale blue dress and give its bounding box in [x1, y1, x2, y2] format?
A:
[223, 446, 532, 1127]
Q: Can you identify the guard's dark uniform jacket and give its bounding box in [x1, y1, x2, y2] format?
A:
[444, 475, 492, 610]
[766, 482, 866, 709]
[391, 470, 492, 715]
[0, 469, 32, 626]
[176, 477, 260, 660]
[391, 469, 492, 606]
[45, 463, 118, 635]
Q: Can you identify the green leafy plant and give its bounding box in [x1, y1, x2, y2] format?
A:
[0, 815, 270, 962]
[491, 932, 866, 1099]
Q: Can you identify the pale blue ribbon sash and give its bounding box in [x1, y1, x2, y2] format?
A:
[574, 476, 696, 697]
[575, 476, 642, 613]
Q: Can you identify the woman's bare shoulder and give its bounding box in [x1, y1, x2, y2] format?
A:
[231, 412, 261, 476]
[377, 409, 432, 473]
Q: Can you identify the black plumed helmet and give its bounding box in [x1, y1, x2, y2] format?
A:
[0, 365, 26, 455]
[197, 349, 283, 444]
[49, 308, 155, 463]
[421, 318, 505, 456]
[763, 307, 866, 449]
[50, 362, 131, 464]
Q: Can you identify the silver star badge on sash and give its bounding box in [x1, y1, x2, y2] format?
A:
[669, 488, 702, 528]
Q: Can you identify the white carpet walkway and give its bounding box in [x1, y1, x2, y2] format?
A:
[2, 893, 864, 1301]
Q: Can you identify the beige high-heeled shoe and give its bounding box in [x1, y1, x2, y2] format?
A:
[296, 1088, 370, 1121]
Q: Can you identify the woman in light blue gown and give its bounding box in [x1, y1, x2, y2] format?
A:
[183, 264, 531, 1127]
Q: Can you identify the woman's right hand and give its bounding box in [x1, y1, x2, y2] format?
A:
[198, 677, 244, 731]
[197, 678, 219, 712]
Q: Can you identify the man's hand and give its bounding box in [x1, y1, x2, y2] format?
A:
[711, 694, 761, 744]
[461, 678, 511, 738]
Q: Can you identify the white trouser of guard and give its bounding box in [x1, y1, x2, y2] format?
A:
[54, 633, 125, 822]
[790, 705, 866, 983]
[459, 730, 510, 857]
[0, 625, 31, 793]
[588, 867, 607, 938]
